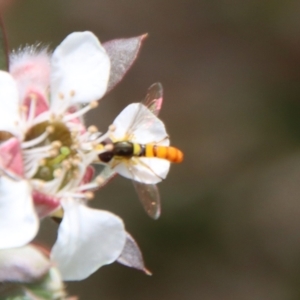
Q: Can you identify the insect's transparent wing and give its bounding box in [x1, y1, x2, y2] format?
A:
[142, 82, 163, 117]
[132, 180, 161, 219]
[126, 83, 163, 139]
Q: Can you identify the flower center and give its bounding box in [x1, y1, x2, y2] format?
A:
[24, 121, 78, 184]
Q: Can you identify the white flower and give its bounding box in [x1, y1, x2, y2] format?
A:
[0, 72, 38, 249]
[102, 103, 171, 184]
[0, 31, 127, 280]
[51, 199, 125, 281]
[0, 176, 38, 249]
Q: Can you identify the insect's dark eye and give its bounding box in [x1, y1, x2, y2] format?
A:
[98, 152, 114, 163]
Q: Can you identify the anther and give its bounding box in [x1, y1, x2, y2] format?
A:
[49, 149, 59, 157]
[85, 192, 94, 200]
[89, 101, 98, 109]
[71, 143, 79, 151]
[39, 159, 46, 166]
[88, 125, 98, 133]
[71, 158, 81, 166]
[109, 124, 116, 132]
[20, 105, 28, 113]
[29, 93, 37, 101]
[46, 125, 55, 134]
[95, 176, 105, 185]
[70, 90, 75, 97]
[51, 141, 62, 148]
[59, 92, 64, 100]
[62, 160, 71, 169]
[53, 169, 62, 178]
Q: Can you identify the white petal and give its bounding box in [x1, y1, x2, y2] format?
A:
[0, 177, 38, 249]
[51, 199, 126, 281]
[0, 71, 22, 138]
[114, 157, 170, 184]
[113, 103, 169, 145]
[51, 31, 110, 112]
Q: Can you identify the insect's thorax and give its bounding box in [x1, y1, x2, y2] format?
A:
[98, 140, 146, 163]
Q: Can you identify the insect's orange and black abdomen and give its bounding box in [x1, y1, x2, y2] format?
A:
[145, 144, 183, 163]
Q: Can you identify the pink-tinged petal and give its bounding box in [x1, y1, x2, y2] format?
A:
[23, 90, 49, 118]
[113, 103, 169, 145]
[0, 245, 50, 283]
[32, 190, 61, 219]
[51, 199, 126, 281]
[103, 34, 147, 92]
[81, 165, 95, 186]
[51, 31, 110, 113]
[0, 177, 38, 249]
[117, 232, 151, 275]
[9, 48, 50, 106]
[0, 71, 22, 138]
[114, 157, 170, 184]
[0, 137, 23, 178]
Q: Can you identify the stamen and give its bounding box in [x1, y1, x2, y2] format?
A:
[92, 130, 111, 145]
[77, 181, 99, 191]
[63, 101, 98, 122]
[24, 160, 40, 179]
[64, 192, 90, 200]
[33, 168, 66, 195]
[27, 94, 37, 125]
[76, 175, 106, 192]
[20, 105, 28, 123]
[21, 127, 51, 149]
[23, 144, 53, 154]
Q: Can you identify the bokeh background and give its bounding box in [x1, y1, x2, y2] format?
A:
[4, 0, 300, 299]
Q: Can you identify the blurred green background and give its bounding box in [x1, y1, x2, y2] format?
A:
[5, 0, 300, 299]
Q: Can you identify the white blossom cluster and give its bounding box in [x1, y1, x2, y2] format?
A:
[0, 31, 175, 284]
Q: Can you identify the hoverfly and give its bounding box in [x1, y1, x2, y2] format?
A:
[97, 83, 183, 219]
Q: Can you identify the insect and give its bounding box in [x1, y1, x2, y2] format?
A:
[97, 83, 183, 219]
